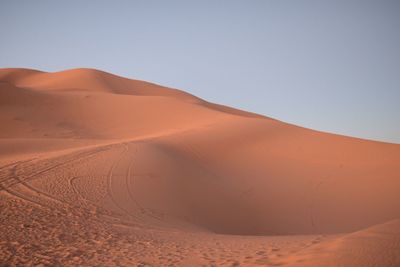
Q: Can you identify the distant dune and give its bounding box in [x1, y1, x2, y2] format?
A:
[1, 68, 399, 266]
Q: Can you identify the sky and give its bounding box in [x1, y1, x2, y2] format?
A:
[1, 0, 399, 143]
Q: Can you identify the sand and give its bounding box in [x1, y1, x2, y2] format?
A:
[0, 68, 399, 266]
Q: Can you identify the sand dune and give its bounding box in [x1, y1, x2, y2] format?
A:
[0, 68, 399, 266]
[286, 219, 400, 267]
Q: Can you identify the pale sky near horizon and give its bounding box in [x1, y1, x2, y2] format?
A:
[1, 0, 399, 143]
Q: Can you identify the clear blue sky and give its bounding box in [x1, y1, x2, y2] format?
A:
[1, 0, 399, 143]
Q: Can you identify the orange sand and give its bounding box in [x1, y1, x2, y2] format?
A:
[1, 68, 399, 266]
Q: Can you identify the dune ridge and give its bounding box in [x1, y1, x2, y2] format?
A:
[0, 68, 399, 266]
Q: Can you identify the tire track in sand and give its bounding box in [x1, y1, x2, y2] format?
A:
[106, 142, 136, 218]
[125, 146, 163, 223]
[0, 145, 113, 210]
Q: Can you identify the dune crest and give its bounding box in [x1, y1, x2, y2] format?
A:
[1, 68, 399, 266]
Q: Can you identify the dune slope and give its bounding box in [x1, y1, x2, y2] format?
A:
[0, 68, 399, 266]
[286, 219, 400, 267]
